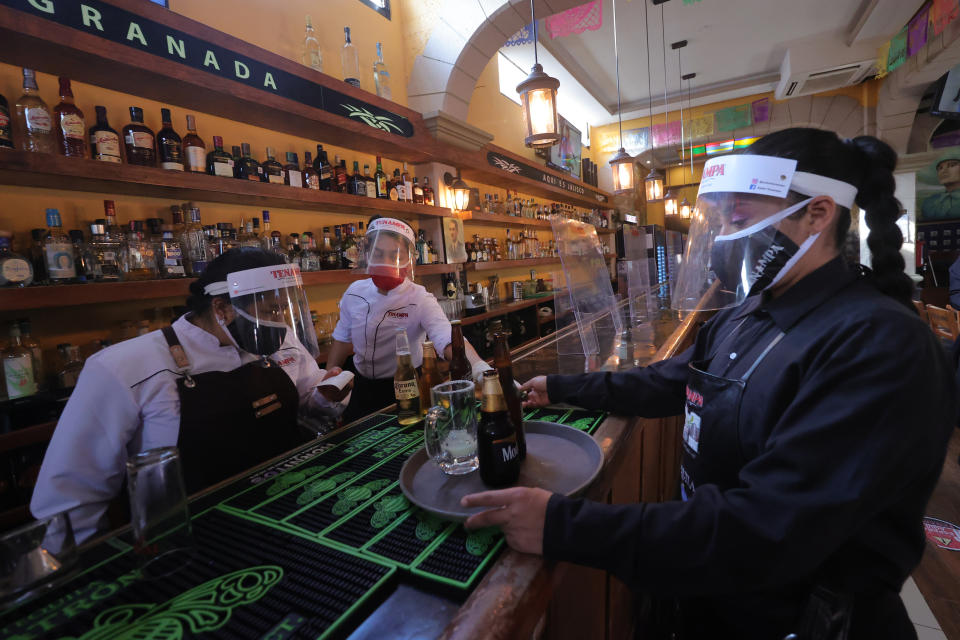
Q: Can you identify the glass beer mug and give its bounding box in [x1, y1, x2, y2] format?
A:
[423, 380, 479, 475]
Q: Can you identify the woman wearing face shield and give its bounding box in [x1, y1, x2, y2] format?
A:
[31, 248, 351, 544]
[325, 217, 491, 424]
[462, 129, 957, 639]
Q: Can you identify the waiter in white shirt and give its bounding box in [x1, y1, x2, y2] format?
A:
[31, 248, 351, 543]
[326, 217, 490, 423]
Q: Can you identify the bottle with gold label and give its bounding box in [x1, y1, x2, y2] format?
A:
[418, 340, 441, 416]
[4, 324, 37, 400]
[15, 69, 56, 154]
[478, 370, 521, 487]
[394, 328, 421, 425]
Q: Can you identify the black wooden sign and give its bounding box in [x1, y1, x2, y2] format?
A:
[486, 151, 607, 202]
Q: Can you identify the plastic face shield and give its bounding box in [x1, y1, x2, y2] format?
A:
[671, 154, 858, 312]
[357, 217, 416, 282]
[224, 264, 320, 358]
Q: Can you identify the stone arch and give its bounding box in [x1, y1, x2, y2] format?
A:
[407, 0, 584, 120]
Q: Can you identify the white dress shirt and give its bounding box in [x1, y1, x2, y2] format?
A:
[31, 314, 336, 543]
[333, 278, 452, 379]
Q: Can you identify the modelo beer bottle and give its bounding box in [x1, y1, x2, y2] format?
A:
[478, 370, 521, 487]
[492, 328, 526, 459]
[418, 340, 441, 416]
[394, 328, 421, 425]
[448, 320, 471, 382]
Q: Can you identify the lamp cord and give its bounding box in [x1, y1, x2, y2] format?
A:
[677, 47, 684, 182]
[644, 0, 652, 136]
[613, 0, 623, 145]
[688, 76, 694, 181]
[530, 0, 538, 66]
[661, 3, 668, 133]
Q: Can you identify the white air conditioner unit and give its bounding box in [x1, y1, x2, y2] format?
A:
[775, 49, 876, 100]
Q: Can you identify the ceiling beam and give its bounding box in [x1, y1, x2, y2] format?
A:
[846, 0, 880, 46]
[616, 71, 781, 115]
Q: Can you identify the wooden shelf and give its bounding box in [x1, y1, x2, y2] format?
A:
[461, 294, 555, 326]
[463, 212, 553, 229]
[0, 151, 453, 221]
[465, 257, 560, 272]
[0, 421, 57, 454]
[415, 263, 461, 276]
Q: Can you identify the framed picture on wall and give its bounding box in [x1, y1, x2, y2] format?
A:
[442, 217, 467, 264]
[917, 149, 960, 222]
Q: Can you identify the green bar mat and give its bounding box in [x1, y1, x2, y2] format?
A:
[555, 409, 607, 435]
[223, 413, 401, 511]
[0, 509, 395, 640]
[317, 482, 415, 553]
[524, 407, 573, 423]
[409, 525, 506, 589]
[361, 507, 455, 569]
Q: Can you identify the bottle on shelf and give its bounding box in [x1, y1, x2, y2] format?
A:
[261, 147, 284, 184]
[122, 107, 156, 166]
[53, 77, 86, 158]
[333, 155, 348, 193]
[492, 328, 525, 459]
[15, 69, 56, 154]
[477, 370, 522, 487]
[374, 156, 389, 199]
[412, 177, 424, 205]
[418, 340, 441, 416]
[29, 228, 49, 285]
[158, 226, 186, 278]
[89, 217, 123, 281]
[43, 209, 76, 284]
[333, 225, 345, 267]
[421, 177, 435, 207]
[180, 205, 208, 275]
[320, 227, 338, 270]
[341, 224, 359, 269]
[342, 27, 360, 88]
[260, 211, 273, 251]
[400, 162, 413, 202]
[302, 15, 322, 72]
[389, 168, 402, 201]
[68, 229, 100, 282]
[4, 325, 37, 400]
[313, 144, 333, 190]
[56, 343, 84, 390]
[301, 232, 321, 271]
[0, 231, 33, 287]
[373, 42, 392, 100]
[415, 229, 428, 266]
[235, 142, 261, 181]
[394, 327, 421, 425]
[124, 220, 157, 281]
[231, 145, 242, 168]
[349, 160, 366, 196]
[17, 319, 44, 391]
[283, 152, 303, 187]
[88, 106, 121, 163]
[182, 115, 205, 172]
[206, 135, 234, 177]
[448, 320, 470, 381]
[0, 92, 13, 149]
[286, 232, 302, 267]
[302, 151, 320, 189]
[362, 164, 377, 199]
[156, 108, 183, 171]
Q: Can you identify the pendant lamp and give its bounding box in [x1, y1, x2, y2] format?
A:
[672, 39, 691, 219]
[643, 0, 664, 202]
[609, 0, 635, 193]
[517, 0, 560, 148]
[444, 170, 471, 211]
[680, 71, 696, 219]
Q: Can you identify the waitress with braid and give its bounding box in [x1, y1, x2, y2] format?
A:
[462, 129, 957, 639]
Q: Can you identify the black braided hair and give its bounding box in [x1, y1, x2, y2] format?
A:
[185, 247, 286, 315]
[746, 128, 913, 308]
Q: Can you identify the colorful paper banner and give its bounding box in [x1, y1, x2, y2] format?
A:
[546, 1, 602, 39]
[652, 120, 682, 147]
[875, 40, 891, 78]
[887, 27, 908, 72]
[931, 0, 960, 36]
[504, 23, 535, 47]
[716, 104, 752, 132]
[751, 98, 770, 124]
[622, 127, 650, 156]
[908, 5, 930, 56]
[689, 114, 715, 139]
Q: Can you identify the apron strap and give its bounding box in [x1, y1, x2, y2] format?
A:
[161, 325, 196, 388]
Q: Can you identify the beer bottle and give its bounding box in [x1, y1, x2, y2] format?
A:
[448, 320, 471, 382]
[492, 329, 526, 460]
[478, 371, 521, 487]
[394, 328, 421, 425]
[418, 340, 441, 416]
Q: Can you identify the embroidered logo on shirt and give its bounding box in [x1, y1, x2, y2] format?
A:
[385, 311, 409, 319]
[276, 356, 296, 367]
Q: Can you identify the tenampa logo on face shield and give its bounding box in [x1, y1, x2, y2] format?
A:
[703, 164, 726, 178]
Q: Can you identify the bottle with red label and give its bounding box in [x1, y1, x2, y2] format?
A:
[156, 108, 183, 171]
[0, 93, 13, 150]
[88, 106, 121, 163]
[14, 69, 56, 154]
[54, 77, 86, 158]
[182, 115, 206, 173]
[122, 106, 156, 166]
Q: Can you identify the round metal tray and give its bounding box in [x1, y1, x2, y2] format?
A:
[399, 420, 603, 521]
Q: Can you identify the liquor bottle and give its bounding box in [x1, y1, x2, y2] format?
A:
[348, 160, 366, 196]
[304, 232, 323, 271]
[492, 329, 525, 459]
[15, 69, 56, 154]
[342, 27, 360, 88]
[320, 227, 339, 270]
[4, 325, 37, 400]
[332, 225, 345, 267]
[283, 152, 303, 187]
[156, 108, 183, 171]
[231, 145, 242, 171]
[394, 328, 421, 425]
[68, 229, 100, 282]
[236, 142, 261, 181]
[427, 240, 438, 264]
[341, 224, 359, 269]
[0, 93, 13, 149]
[333, 155, 348, 193]
[413, 177, 424, 205]
[180, 206, 208, 275]
[88, 106, 121, 163]
[56, 343, 84, 390]
[53, 78, 86, 158]
[158, 227, 186, 277]
[448, 320, 470, 381]
[418, 340, 441, 416]
[286, 233, 302, 267]
[206, 135, 234, 177]
[269, 230, 284, 254]
[302, 15, 322, 72]
[401, 162, 413, 202]
[43, 209, 76, 284]
[313, 144, 333, 190]
[375, 156, 389, 199]
[237, 218, 257, 248]
[88, 218, 123, 281]
[260, 211, 273, 251]
[362, 164, 377, 199]
[17, 319, 43, 390]
[0, 232, 32, 288]
[389, 168, 402, 201]
[28, 229, 48, 285]
[422, 177, 435, 206]
[302, 151, 320, 189]
[122, 107, 156, 166]
[477, 370, 521, 487]
[415, 229, 427, 265]
[124, 220, 157, 281]
[261, 147, 284, 184]
[373, 42, 392, 100]
[182, 115, 205, 172]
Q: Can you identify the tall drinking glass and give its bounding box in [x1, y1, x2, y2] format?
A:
[424, 380, 479, 475]
[0, 512, 76, 611]
[126, 447, 194, 578]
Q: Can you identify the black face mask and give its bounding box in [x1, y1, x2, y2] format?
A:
[709, 227, 800, 297]
[227, 311, 287, 356]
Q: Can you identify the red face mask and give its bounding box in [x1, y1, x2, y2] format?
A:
[370, 266, 407, 292]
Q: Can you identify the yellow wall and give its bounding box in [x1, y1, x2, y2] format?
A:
[466, 55, 541, 163]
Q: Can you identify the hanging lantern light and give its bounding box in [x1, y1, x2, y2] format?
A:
[517, 1, 560, 148]
[664, 187, 679, 216]
[444, 171, 471, 211]
[642, 0, 663, 202]
[608, 0, 634, 194]
[645, 167, 665, 202]
[679, 196, 692, 219]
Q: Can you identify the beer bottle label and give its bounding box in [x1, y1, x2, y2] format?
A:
[492, 435, 519, 463]
[394, 379, 419, 400]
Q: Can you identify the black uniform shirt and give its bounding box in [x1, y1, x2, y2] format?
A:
[543, 257, 956, 635]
